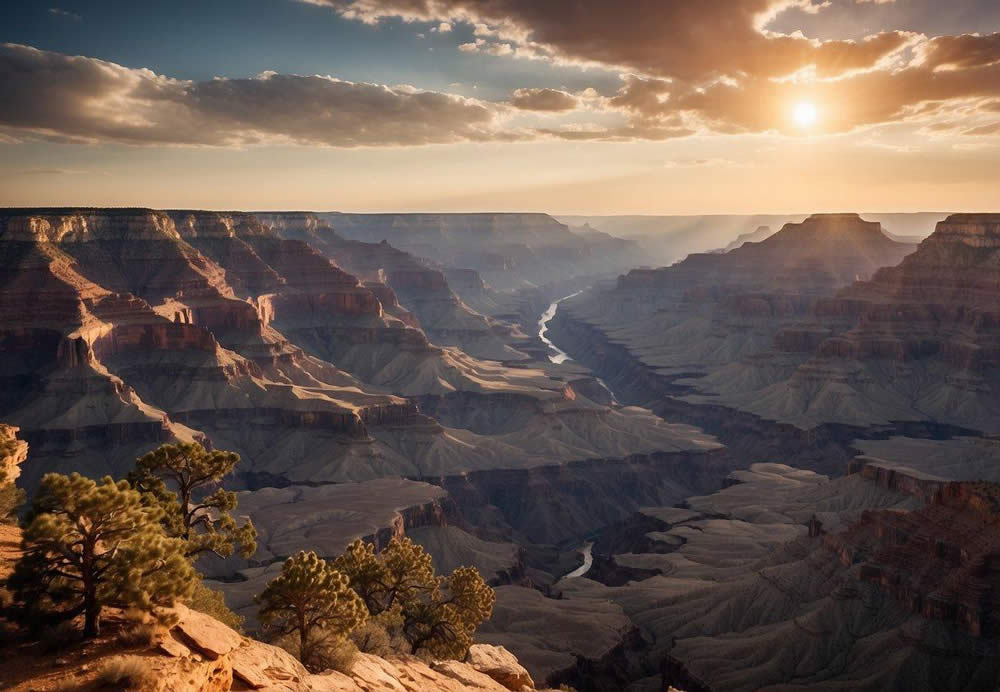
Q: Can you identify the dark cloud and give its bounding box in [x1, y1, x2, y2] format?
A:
[0, 43, 504, 147]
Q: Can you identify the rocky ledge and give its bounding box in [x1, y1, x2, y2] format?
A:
[0, 601, 545, 692]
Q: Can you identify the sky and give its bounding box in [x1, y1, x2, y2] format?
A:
[2, 0, 1000, 214]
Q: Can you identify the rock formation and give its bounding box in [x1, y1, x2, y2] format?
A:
[0, 532, 545, 692]
[532, 464, 1000, 691]
[324, 212, 646, 292]
[256, 212, 530, 361]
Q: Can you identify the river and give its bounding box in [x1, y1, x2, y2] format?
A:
[538, 291, 618, 404]
[563, 542, 593, 579]
[537, 290, 583, 364]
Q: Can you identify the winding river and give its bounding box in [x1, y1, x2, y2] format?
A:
[538, 291, 618, 405]
[563, 542, 593, 579]
[537, 291, 584, 364]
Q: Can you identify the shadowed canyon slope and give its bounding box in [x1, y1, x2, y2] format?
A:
[552, 213, 1000, 432]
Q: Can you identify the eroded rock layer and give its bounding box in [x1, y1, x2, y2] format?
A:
[551, 213, 1000, 433]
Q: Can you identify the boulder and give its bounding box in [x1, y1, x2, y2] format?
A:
[172, 604, 246, 660]
[230, 637, 309, 689]
[465, 645, 535, 691]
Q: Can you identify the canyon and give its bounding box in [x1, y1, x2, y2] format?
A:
[2, 208, 999, 691]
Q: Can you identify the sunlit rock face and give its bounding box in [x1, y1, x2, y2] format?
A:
[0, 208, 720, 499]
[255, 212, 531, 361]
[616, 213, 914, 296]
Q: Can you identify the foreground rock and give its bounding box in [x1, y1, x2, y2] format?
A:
[0, 581, 549, 692]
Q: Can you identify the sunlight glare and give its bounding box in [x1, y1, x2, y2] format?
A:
[793, 102, 818, 129]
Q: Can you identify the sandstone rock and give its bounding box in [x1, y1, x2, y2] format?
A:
[432, 659, 516, 690]
[172, 604, 246, 659]
[348, 653, 511, 692]
[229, 637, 308, 689]
[158, 633, 192, 658]
[465, 644, 535, 691]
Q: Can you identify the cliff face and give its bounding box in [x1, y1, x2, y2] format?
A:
[825, 481, 1000, 637]
[323, 212, 646, 292]
[257, 212, 531, 362]
[617, 213, 913, 295]
[816, 213, 1000, 370]
[554, 212, 1000, 434]
[525, 463, 1000, 692]
[0, 424, 27, 483]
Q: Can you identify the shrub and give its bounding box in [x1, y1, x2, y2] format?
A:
[95, 656, 154, 690]
[334, 537, 495, 659]
[0, 468, 25, 523]
[276, 631, 358, 674]
[348, 618, 394, 657]
[188, 579, 244, 633]
[117, 622, 156, 648]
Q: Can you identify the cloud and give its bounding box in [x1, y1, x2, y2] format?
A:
[0, 43, 507, 147]
[510, 88, 578, 112]
[47, 7, 82, 21]
[313, 0, 912, 81]
[303, 0, 1000, 137]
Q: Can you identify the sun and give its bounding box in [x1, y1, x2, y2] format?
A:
[793, 102, 818, 129]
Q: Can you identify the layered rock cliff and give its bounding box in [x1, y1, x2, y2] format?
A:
[550, 214, 1000, 435]
[256, 212, 530, 361]
[323, 212, 646, 292]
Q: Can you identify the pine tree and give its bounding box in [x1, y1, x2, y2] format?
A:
[256, 551, 368, 672]
[8, 473, 195, 638]
[129, 442, 256, 560]
[333, 537, 495, 659]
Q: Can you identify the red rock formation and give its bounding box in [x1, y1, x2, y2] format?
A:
[814, 213, 1000, 370]
[825, 481, 1000, 637]
[0, 424, 28, 483]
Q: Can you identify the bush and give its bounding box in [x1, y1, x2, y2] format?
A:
[334, 537, 495, 659]
[348, 618, 394, 657]
[95, 656, 154, 690]
[274, 630, 358, 674]
[188, 580, 244, 633]
[116, 622, 156, 648]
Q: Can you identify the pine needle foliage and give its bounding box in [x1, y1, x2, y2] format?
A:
[8, 472, 195, 638]
[256, 550, 368, 672]
[333, 536, 495, 659]
[128, 442, 256, 560]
